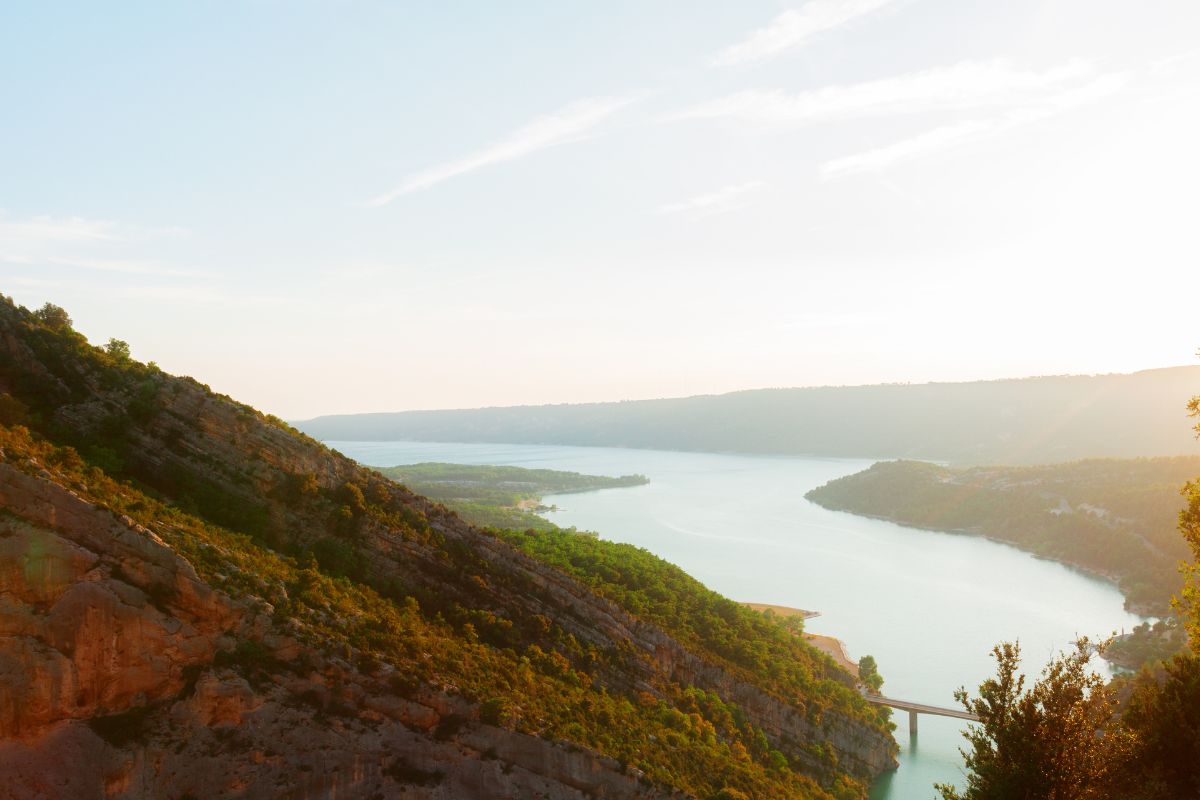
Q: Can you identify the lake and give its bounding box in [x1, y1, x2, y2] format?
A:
[330, 440, 1146, 800]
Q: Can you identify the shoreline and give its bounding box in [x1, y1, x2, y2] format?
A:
[741, 602, 858, 677]
[804, 632, 860, 677]
[740, 602, 821, 620]
[809, 505, 1163, 617]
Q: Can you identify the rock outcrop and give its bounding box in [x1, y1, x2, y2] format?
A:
[0, 460, 668, 799]
[0, 462, 240, 738]
[0, 297, 896, 799]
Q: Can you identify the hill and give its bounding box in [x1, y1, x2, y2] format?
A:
[378, 462, 647, 532]
[295, 368, 1200, 465]
[805, 458, 1200, 615]
[0, 297, 894, 800]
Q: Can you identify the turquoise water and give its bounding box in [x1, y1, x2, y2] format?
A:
[330, 440, 1145, 799]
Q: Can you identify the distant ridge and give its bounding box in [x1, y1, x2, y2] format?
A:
[295, 367, 1200, 465]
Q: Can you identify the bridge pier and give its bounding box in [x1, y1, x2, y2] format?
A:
[909, 710, 918, 736]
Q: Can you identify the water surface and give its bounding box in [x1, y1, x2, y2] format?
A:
[331, 440, 1144, 800]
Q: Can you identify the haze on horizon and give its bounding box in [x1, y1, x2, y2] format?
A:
[3, 1, 1198, 420]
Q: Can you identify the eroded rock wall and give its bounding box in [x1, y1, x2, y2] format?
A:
[0, 461, 673, 799]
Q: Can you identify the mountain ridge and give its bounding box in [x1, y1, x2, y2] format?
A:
[295, 367, 1200, 465]
[0, 297, 894, 799]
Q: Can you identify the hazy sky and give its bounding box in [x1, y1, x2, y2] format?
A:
[3, 1, 1198, 419]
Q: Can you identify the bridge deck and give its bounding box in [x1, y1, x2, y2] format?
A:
[867, 695, 979, 722]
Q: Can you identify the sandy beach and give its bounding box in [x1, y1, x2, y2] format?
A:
[803, 633, 859, 677]
[741, 603, 858, 677]
[740, 602, 820, 620]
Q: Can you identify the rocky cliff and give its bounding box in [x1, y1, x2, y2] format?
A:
[0, 298, 895, 799]
[0, 457, 668, 800]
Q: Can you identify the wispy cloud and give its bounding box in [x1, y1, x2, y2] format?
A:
[0, 214, 122, 247]
[0, 214, 205, 278]
[678, 59, 1095, 125]
[0, 214, 186, 246]
[1148, 49, 1200, 79]
[822, 120, 993, 177]
[821, 72, 1131, 177]
[713, 0, 901, 67]
[5, 272, 302, 310]
[367, 94, 642, 206]
[657, 181, 767, 215]
[36, 256, 210, 278]
[113, 284, 299, 307]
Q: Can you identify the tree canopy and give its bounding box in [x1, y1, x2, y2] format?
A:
[32, 302, 72, 329]
[940, 386, 1200, 799]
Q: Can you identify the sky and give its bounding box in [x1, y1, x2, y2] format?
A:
[2, 1, 1199, 420]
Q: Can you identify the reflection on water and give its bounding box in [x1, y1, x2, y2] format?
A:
[331, 440, 1144, 800]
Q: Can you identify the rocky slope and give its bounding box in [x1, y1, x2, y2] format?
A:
[0, 298, 896, 799]
[1, 455, 681, 800]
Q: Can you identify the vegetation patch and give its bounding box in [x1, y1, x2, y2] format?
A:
[380, 462, 647, 533]
[806, 458, 1199, 615]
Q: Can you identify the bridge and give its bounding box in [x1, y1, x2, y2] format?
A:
[866, 694, 979, 735]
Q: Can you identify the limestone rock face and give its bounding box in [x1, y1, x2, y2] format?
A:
[182, 672, 261, 727]
[0, 463, 673, 799]
[0, 694, 669, 800]
[0, 298, 896, 798]
[0, 463, 240, 739]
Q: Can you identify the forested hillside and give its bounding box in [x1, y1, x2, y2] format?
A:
[933, 414, 1200, 799]
[805, 458, 1199, 614]
[298, 368, 1200, 465]
[379, 462, 647, 531]
[0, 297, 894, 800]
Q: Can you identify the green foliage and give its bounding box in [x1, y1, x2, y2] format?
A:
[381, 462, 647, 499]
[1118, 654, 1200, 798]
[0, 399, 868, 800]
[479, 696, 509, 725]
[0, 423, 829, 797]
[1104, 619, 1187, 670]
[496, 527, 887, 729]
[0, 393, 29, 426]
[82, 444, 125, 476]
[380, 462, 646, 533]
[942, 644, 1200, 800]
[0, 300, 167, 483]
[712, 789, 751, 800]
[942, 385, 1200, 799]
[32, 302, 72, 329]
[311, 536, 366, 579]
[440, 500, 567, 532]
[166, 467, 271, 540]
[0, 297, 891, 800]
[808, 458, 1199, 614]
[938, 640, 1131, 800]
[857, 655, 883, 693]
[104, 337, 131, 362]
[1178, 442, 1200, 642]
[213, 639, 283, 689]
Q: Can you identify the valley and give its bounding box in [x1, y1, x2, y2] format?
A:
[328, 439, 1146, 800]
